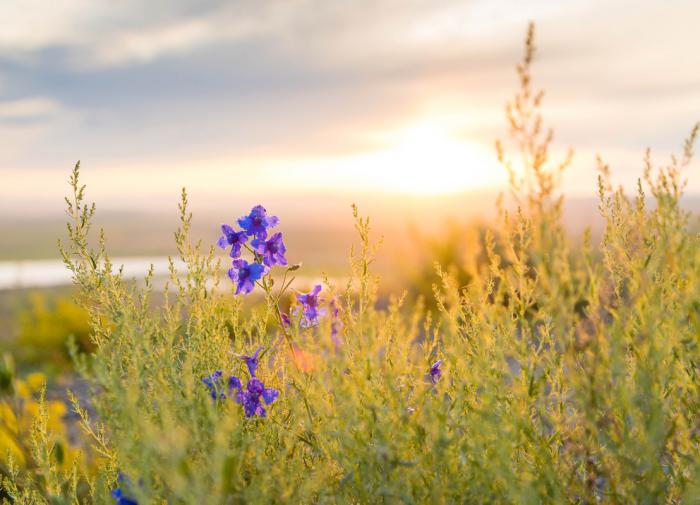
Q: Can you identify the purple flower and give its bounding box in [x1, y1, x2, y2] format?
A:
[296, 285, 324, 327]
[228, 259, 267, 295]
[281, 313, 291, 327]
[430, 360, 443, 385]
[202, 370, 225, 400]
[247, 377, 265, 395]
[217, 224, 248, 258]
[238, 205, 279, 240]
[236, 348, 262, 377]
[251, 232, 287, 267]
[261, 387, 279, 404]
[229, 376, 279, 418]
[329, 298, 343, 345]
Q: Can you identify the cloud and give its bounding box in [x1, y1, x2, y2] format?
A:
[0, 97, 68, 161]
[0, 97, 62, 121]
[0, 1, 578, 70]
[0, 0, 698, 206]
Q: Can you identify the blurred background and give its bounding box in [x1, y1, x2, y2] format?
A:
[1, 0, 699, 373]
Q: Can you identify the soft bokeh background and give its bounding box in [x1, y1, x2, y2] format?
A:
[1, 0, 699, 370]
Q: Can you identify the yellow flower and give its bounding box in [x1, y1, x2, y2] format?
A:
[0, 402, 18, 432]
[15, 380, 31, 399]
[26, 372, 47, 392]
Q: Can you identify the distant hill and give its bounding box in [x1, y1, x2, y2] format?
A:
[3, 191, 700, 267]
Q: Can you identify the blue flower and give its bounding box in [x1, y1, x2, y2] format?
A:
[217, 224, 248, 258]
[236, 347, 262, 377]
[228, 259, 267, 295]
[228, 376, 242, 391]
[229, 376, 279, 418]
[251, 232, 287, 267]
[430, 360, 443, 385]
[297, 285, 324, 327]
[238, 205, 279, 240]
[202, 370, 225, 400]
[111, 488, 138, 505]
[111, 473, 139, 505]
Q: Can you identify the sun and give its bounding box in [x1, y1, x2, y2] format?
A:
[240, 121, 505, 196]
[346, 122, 504, 195]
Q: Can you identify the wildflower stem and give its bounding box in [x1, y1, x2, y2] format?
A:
[259, 276, 302, 372]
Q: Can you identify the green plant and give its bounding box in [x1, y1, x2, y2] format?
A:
[4, 22, 700, 504]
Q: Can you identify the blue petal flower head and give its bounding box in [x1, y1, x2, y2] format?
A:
[247, 377, 265, 395]
[251, 232, 287, 267]
[238, 205, 279, 240]
[202, 370, 225, 400]
[111, 488, 138, 505]
[236, 348, 263, 377]
[228, 259, 267, 295]
[217, 224, 248, 258]
[430, 360, 443, 385]
[261, 387, 279, 404]
[296, 285, 325, 327]
[111, 473, 139, 505]
[231, 376, 279, 418]
[228, 376, 242, 392]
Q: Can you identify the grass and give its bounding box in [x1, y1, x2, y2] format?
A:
[2, 22, 700, 504]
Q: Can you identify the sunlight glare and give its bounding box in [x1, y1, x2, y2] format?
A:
[343, 122, 504, 195]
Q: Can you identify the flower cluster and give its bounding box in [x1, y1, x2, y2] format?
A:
[218, 205, 286, 295]
[230, 348, 279, 418]
[230, 376, 280, 418]
[202, 348, 279, 418]
[296, 284, 325, 327]
[202, 370, 226, 401]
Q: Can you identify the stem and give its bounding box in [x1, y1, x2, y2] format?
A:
[259, 273, 301, 371]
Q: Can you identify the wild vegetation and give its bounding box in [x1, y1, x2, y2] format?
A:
[2, 23, 700, 504]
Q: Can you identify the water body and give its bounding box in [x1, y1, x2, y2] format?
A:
[0, 257, 184, 290]
[0, 257, 332, 291]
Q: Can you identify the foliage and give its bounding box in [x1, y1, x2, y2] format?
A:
[12, 293, 92, 372]
[4, 22, 700, 504]
[0, 362, 89, 503]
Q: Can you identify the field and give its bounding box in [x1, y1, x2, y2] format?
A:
[2, 23, 700, 504]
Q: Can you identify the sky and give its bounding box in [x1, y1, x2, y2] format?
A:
[0, 0, 699, 218]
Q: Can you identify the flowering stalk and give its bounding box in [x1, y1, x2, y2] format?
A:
[257, 265, 302, 369]
[220, 206, 306, 369]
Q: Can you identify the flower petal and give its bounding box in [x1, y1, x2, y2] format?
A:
[255, 404, 267, 417]
[228, 376, 242, 391]
[262, 388, 279, 404]
[231, 259, 247, 269]
[247, 377, 264, 395]
[234, 390, 249, 405]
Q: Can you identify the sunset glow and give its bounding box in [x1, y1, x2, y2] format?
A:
[266, 122, 505, 197]
[345, 123, 503, 195]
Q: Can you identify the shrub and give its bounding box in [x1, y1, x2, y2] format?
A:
[4, 22, 700, 504]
